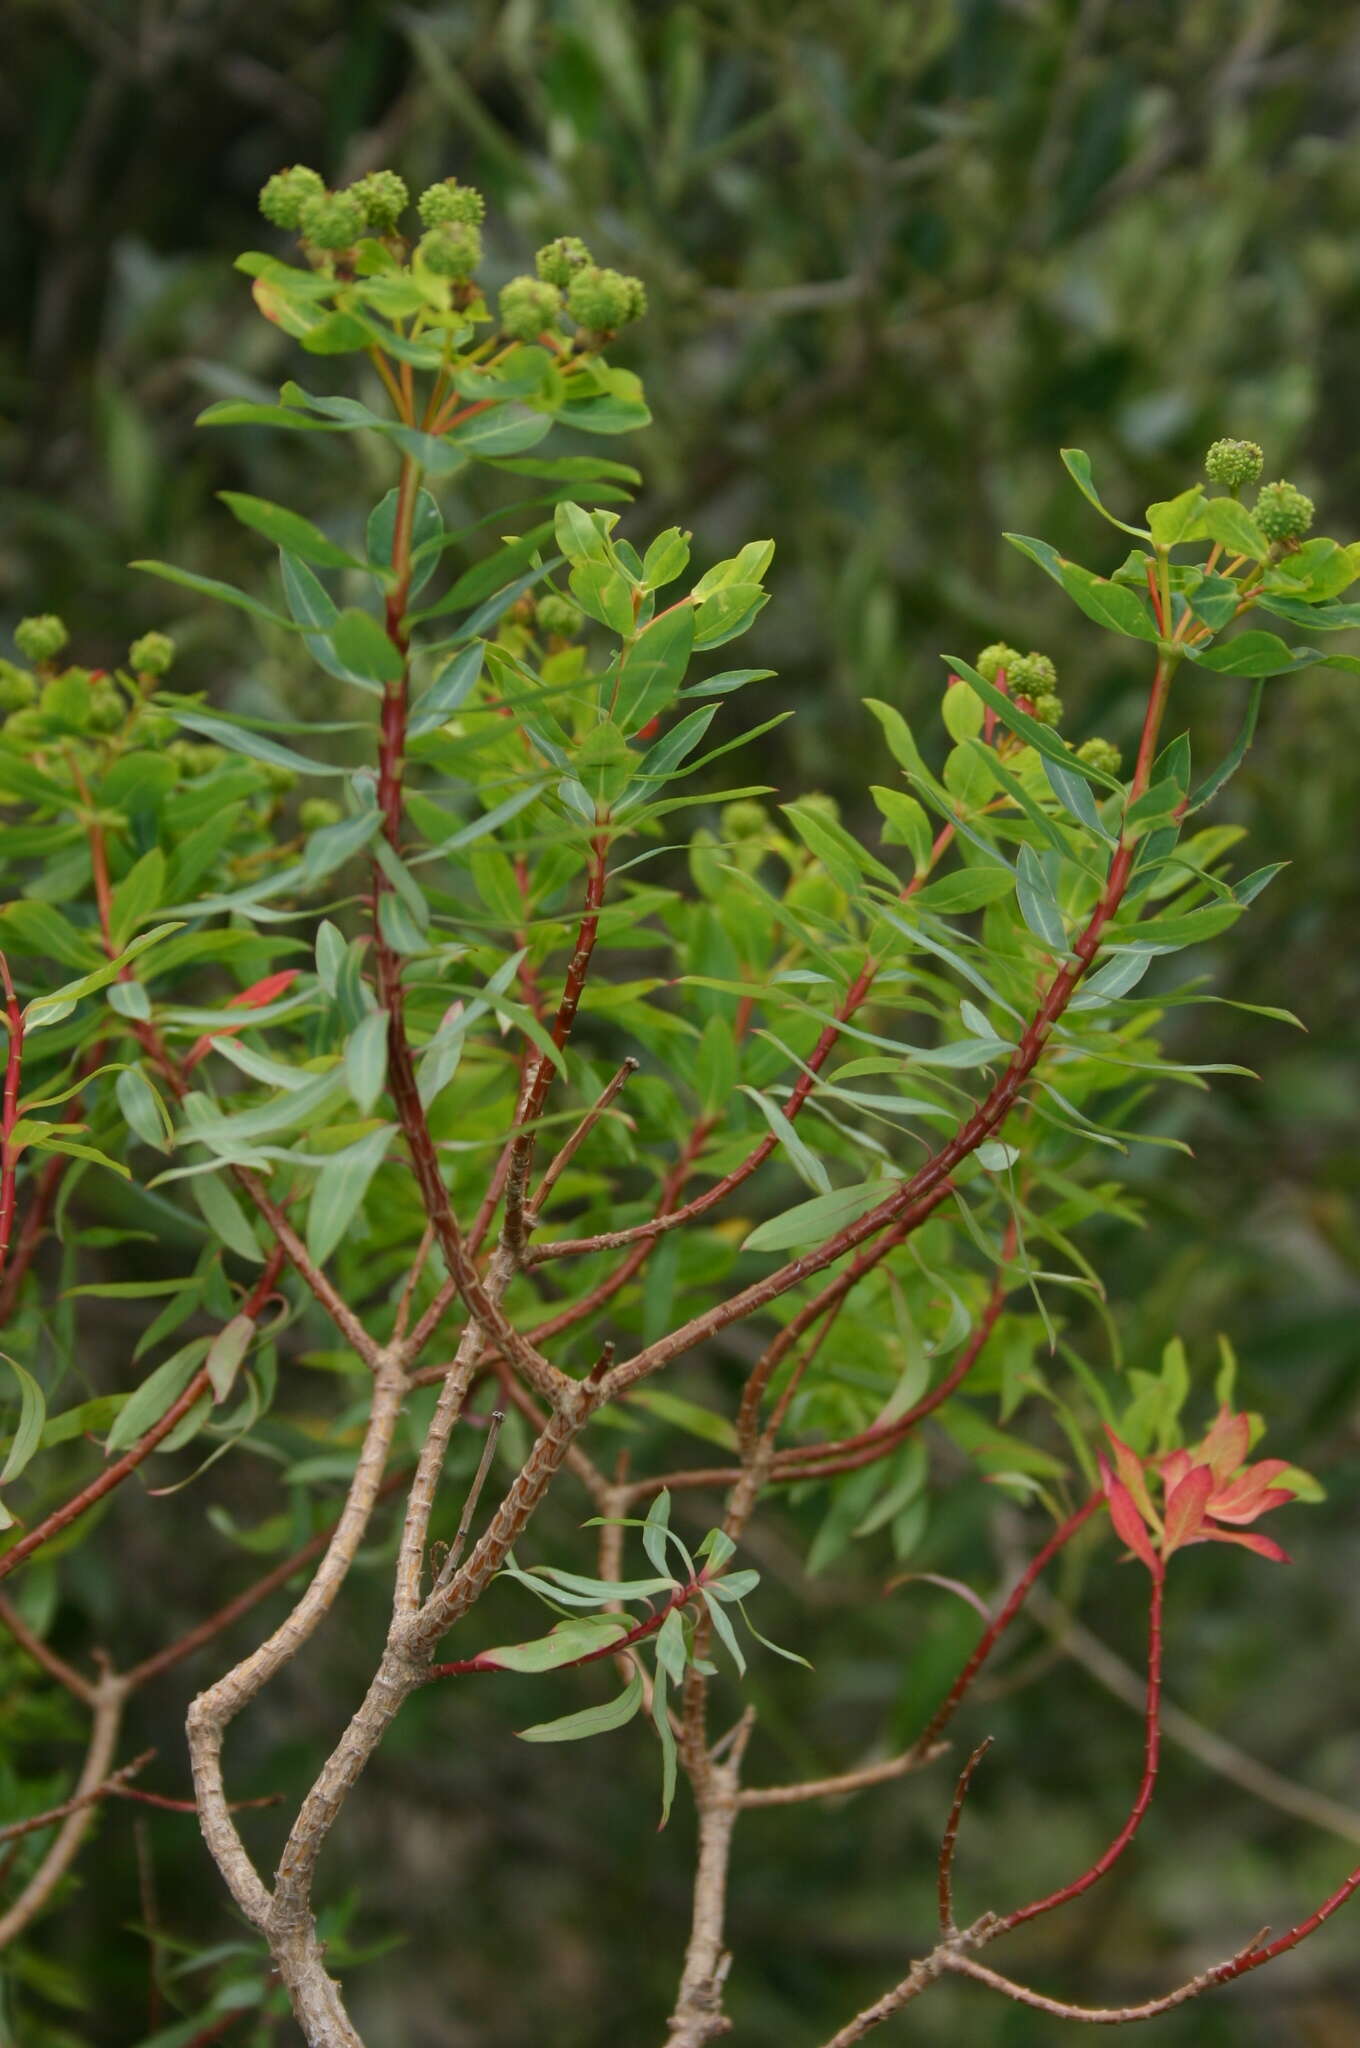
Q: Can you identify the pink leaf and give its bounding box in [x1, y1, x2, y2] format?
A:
[1162, 1463, 1214, 1556]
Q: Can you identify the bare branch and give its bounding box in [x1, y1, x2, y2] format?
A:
[737, 1743, 947, 1810]
[0, 1667, 129, 1948]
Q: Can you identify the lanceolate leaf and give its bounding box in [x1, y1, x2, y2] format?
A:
[517, 1672, 644, 1743]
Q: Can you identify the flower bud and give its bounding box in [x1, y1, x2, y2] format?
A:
[262, 761, 299, 794]
[799, 791, 841, 825]
[299, 797, 343, 832]
[0, 661, 36, 712]
[128, 631, 175, 678]
[1254, 480, 1315, 545]
[498, 275, 562, 342]
[1077, 737, 1122, 778]
[1008, 650, 1058, 698]
[87, 682, 125, 733]
[4, 708, 48, 746]
[721, 799, 768, 842]
[536, 593, 583, 639]
[566, 266, 645, 333]
[417, 179, 486, 229]
[352, 170, 409, 232]
[417, 223, 482, 278]
[15, 615, 69, 665]
[535, 236, 592, 288]
[1204, 438, 1263, 491]
[259, 165, 325, 231]
[1027, 692, 1063, 727]
[298, 190, 366, 251]
[976, 642, 1020, 684]
[131, 709, 178, 747]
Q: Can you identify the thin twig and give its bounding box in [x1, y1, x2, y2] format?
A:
[433, 1410, 505, 1591]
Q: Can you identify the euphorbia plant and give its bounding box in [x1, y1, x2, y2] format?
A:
[0, 169, 1355, 2044]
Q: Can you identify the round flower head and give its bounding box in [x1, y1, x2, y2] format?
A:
[259, 165, 325, 231]
[1008, 650, 1058, 698]
[567, 265, 645, 333]
[298, 190, 366, 251]
[721, 799, 768, 842]
[1077, 736, 1122, 779]
[299, 798, 343, 833]
[799, 791, 841, 825]
[14, 615, 69, 665]
[87, 682, 125, 734]
[536, 593, 584, 639]
[976, 642, 1020, 684]
[535, 236, 592, 288]
[0, 661, 36, 713]
[1204, 438, 1263, 492]
[128, 631, 175, 678]
[1254, 480, 1314, 545]
[352, 170, 409, 233]
[417, 179, 485, 228]
[418, 223, 482, 279]
[499, 276, 562, 343]
[1027, 692, 1063, 727]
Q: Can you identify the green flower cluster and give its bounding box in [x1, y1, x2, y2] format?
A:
[976, 643, 1061, 725]
[1204, 438, 1263, 491]
[1254, 479, 1315, 545]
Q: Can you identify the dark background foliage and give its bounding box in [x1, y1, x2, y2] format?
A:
[2, 3, 1358, 2042]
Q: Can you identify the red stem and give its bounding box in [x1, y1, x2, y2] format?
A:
[998, 1567, 1164, 1929]
[0, 1249, 284, 1584]
[913, 1492, 1103, 1756]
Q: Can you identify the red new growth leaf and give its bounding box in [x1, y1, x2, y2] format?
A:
[1101, 1409, 1302, 1575]
[183, 970, 301, 1072]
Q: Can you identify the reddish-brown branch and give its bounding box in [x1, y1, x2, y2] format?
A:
[998, 1571, 1164, 1929]
[0, 1248, 285, 1585]
[0, 1749, 155, 1843]
[938, 1738, 994, 1931]
[914, 1492, 1103, 1757]
[0, 1152, 65, 1325]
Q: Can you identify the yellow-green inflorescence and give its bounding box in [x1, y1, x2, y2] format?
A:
[14, 614, 69, 666]
[1204, 438, 1264, 492]
[1254, 479, 1315, 545]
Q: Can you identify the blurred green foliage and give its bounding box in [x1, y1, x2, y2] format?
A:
[2, 3, 1357, 2043]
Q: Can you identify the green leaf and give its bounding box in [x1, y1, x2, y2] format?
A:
[344, 1009, 389, 1115]
[117, 1067, 171, 1150]
[517, 1671, 644, 1743]
[744, 1181, 888, 1253]
[131, 561, 296, 630]
[330, 609, 405, 686]
[218, 492, 362, 570]
[480, 1616, 630, 1673]
[695, 1014, 737, 1116]
[1188, 573, 1240, 632]
[1189, 498, 1269, 562]
[1016, 846, 1068, 949]
[0, 1353, 46, 1485]
[912, 867, 1015, 914]
[170, 710, 339, 777]
[24, 923, 184, 1029]
[105, 1339, 210, 1454]
[740, 1087, 832, 1194]
[642, 528, 692, 590]
[1184, 631, 1315, 678]
[306, 1126, 392, 1265]
[369, 486, 443, 593]
[190, 1173, 265, 1264]
[625, 1389, 738, 1452]
[693, 584, 769, 649]
[1059, 560, 1159, 641]
[945, 657, 1120, 789]
[449, 405, 553, 457]
[871, 786, 933, 872]
[205, 1314, 254, 1402]
[571, 560, 636, 636]
[614, 607, 695, 730]
[1060, 450, 1149, 537]
[1146, 486, 1204, 549]
[109, 848, 165, 949]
